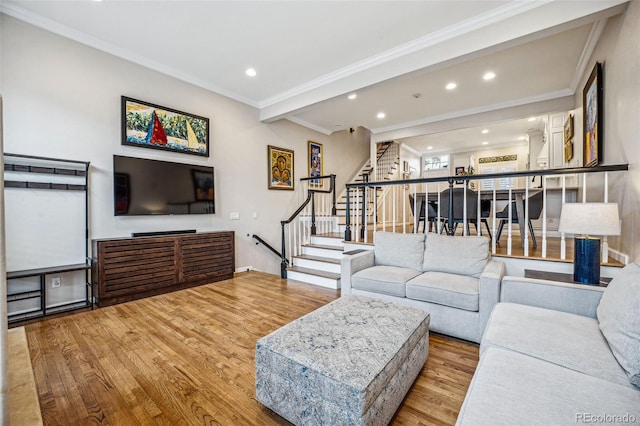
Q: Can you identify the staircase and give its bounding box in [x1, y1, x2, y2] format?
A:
[285, 142, 398, 290]
[286, 232, 345, 289]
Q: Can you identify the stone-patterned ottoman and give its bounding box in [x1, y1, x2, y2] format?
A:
[255, 295, 430, 425]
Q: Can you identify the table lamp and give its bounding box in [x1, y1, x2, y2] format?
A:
[558, 203, 620, 284]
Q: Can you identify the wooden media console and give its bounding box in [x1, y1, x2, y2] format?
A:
[92, 231, 234, 307]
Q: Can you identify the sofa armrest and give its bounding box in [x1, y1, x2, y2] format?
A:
[340, 250, 374, 294]
[500, 276, 605, 318]
[478, 260, 505, 336]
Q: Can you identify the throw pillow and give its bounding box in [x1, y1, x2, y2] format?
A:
[374, 232, 425, 271]
[423, 233, 489, 277]
[597, 262, 640, 388]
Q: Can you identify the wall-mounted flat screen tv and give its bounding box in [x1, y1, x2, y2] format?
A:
[113, 155, 214, 216]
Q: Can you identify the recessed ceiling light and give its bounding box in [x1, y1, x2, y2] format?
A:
[528, 116, 536, 122]
[483, 71, 496, 81]
[445, 82, 457, 90]
[427, 146, 433, 150]
[348, 93, 357, 100]
[377, 112, 386, 119]
[518, 136, 526, 141]
[245, 68, 257, 77]
[481, 129, 489, 134]
[482, 141, 489, 145]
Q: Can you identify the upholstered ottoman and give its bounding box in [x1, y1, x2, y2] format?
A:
[255, 295, 430, 425]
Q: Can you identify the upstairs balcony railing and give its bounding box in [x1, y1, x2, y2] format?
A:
[344, 164, 629, 262]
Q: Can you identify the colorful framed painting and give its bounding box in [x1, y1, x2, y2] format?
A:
[582, 63, 603, 167]
[308, 141, 323, 186]
[268, 145, 294, 190]
[121, 96, 210, 157]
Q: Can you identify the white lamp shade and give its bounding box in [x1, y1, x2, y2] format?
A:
[558, 203, 621, 236]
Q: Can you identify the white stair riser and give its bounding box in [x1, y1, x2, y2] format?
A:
[301, 246, 343, 259]
[292, 258, 341, 273]
[310, 235, 344, 247]
[287, 271, 340, 289]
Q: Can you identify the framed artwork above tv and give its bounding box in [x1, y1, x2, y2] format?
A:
[121, 96, 210, 157]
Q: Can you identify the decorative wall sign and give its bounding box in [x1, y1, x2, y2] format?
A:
[268, 145, 294, 190]
[582, 62, 603, 167]
[122, 96, 210, 157]
[478, 154, 517, 164]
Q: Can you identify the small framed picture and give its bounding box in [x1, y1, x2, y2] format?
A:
[308, 141, 323, 186]
[268, 145, 294, 190]
[564, 114, 574, 142]
[455, 166, 465, 184]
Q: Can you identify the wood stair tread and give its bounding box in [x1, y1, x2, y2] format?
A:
[301, 243, 344, 251]
[292, 254, 340, 264]
[314, 232, 344, 239]
[286, 266, 340, 280]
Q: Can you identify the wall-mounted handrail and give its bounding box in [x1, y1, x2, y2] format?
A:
[252, 234, 282, 259]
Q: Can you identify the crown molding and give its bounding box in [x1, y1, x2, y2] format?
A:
[258, 0, 554, 109]
[284, 116, 332, 136]
[570, 18, 608, 93]
[0, 4, 260, 108]
[370, 89, 574, 136]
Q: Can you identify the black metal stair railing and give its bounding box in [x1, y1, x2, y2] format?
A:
[254, 174, 336, 279]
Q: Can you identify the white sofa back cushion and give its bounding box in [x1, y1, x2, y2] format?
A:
[374, 232, 425, 271]
[423, 233, 489, 277]
[596, 262, 640, 388]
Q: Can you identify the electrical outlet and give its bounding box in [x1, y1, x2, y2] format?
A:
[52, 277, 61, 288]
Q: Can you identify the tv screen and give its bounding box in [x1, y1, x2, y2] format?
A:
[113, 155, 214, 216]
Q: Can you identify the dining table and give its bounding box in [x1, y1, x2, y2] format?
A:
[419, 187, 578, 247]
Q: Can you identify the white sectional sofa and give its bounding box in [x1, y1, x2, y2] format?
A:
[341, 231, 505, 343]
[457, 263, 640, 425]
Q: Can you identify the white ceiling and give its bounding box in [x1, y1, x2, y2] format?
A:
[1, 0, 629, 153]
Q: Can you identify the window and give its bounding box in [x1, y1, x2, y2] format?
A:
[423, 154, 449, 171]
[478, 160, 517, 190]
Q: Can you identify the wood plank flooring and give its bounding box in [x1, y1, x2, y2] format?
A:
[24, 272, 478, 425]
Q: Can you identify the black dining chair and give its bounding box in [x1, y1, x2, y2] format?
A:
[409, 193, 441, 233]
[439, 188, 492, 238]
[495, 190, 544, 247]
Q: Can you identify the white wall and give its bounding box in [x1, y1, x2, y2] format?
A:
[573, 4, 640, 262]
[0, 16, 370, 275]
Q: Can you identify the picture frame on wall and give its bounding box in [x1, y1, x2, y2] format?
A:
[582, 63, 603, 167]
[268, 145, 294, 190]
[121, 96, 210, 157]
[564, 114, 574, 142]
[455, 166, 465, 185]
[308, 141, 323, 186]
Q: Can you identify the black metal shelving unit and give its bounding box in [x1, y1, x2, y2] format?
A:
[4, 153, 92, 323]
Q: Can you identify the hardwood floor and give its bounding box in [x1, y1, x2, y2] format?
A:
[24, 272, 478, 425]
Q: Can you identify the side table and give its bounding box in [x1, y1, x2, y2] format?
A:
[524, 269, 611, 287]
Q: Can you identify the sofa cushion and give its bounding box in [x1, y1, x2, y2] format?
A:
[456, 347, 640, 426]
[423, 233, 489, 277]
[374, 232, 425, 271]
[406, 272, 479, 312]
[482, 303, 632, 388]
[351, 266, 421, 297]
[597, 262, 640, 388]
